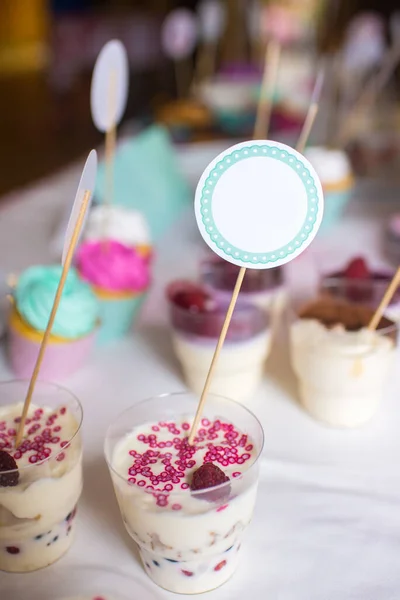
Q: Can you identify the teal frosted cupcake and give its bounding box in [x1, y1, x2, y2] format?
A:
[8, 266, 99, 379]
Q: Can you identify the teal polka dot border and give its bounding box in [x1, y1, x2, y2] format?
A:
[199, 143, 321, 266]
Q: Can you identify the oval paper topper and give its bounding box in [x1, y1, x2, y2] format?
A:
[198, 0, 226, 43]
[162, 8, 198, 59]
[91, 40, 129, 133]
[195, 140, 324, 269]
[62, 150, 98, 265]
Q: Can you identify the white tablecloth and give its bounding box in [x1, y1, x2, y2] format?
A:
[1, 143, 400, 600]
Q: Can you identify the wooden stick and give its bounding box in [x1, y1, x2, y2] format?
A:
[15, 190, 92, 448]
[253, 40, 281, 139]
[368, 266, 400, 331]
[195, 42, 218, 84]
[296, 67, 324, 153]
[188, 266, 246, 445]
[336, 41, 400, 146]
[175, 58, 192, 99]
[188, 40, 282, 445]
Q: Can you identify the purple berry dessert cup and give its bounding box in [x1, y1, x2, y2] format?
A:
[0, 380, 83, 572]
[166, 281, 271, 402]
[104, 392, 264, 594]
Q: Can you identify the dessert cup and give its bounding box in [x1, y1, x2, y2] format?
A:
[0, 380, 83, 572]
[7, 266, 99, 379]
[201, 256, 286, 324]
[304, 146, 353, 232]
[320, 258, 400, 323]
[104, 392, 264, 595]
[290, 297, 397, 428]
[167, 282, 271, 402]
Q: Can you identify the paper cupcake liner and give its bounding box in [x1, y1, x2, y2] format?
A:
[93, 287, 147, 344]
[7, 312, 96, 379]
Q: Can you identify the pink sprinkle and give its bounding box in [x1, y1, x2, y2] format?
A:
[60, 407, 66, 415]
[201, 418, 210, 426]
[51, 437, 60, 444]
[138, 480, 146, 487]
[14, 417, 21, 423]
[232, 472, 241, 478]
[217, 504, 229, 512]
[14, 451, 22, 460]
[245, 445, 253, 451]
[237, 458, 244, 464]
[182, 423, 190, 431]
[181, 483, 189, 489]
[7, 429, 16, 436]
[29, 455, 38, 464]
[128, 478, 136, 484]
[60, 441, 69, 448]
[56, 452, 65, 462]
[54, 426, 61, 433]
[152, 426, 160, 432]
[172, 504, 182, 511]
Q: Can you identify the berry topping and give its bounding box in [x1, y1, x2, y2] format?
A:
[344, 257, 370, 280]
[214, 560, 227, 571]
[6, 546, 20, 554]
[191, 463, 230, 502]
[167, 280, 213, 313]
[0, 450, 19, 487]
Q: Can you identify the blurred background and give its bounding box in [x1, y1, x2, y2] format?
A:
[0, 0, 399, 196]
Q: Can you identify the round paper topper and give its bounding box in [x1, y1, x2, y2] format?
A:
[198, 0, 226, 43]
[162, 9, 198, 59]
[194, 140, 324, 269]
[90, 40, 129, 133]
[62, 150, 97, 265]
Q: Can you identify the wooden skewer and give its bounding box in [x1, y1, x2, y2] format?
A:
[188, 267, 246, 446]
[296, 67, 324, 154]
[336, 41, 400, 147]
[188, 40, 284, 446]
[368, 266, 400, 331]
[253, 39, 281, 139]
[15, 190, 92, 448]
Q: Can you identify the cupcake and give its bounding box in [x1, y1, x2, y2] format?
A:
[321, 256, 400, 323]
[76, 240, 150, 344]
[304, 146, 353, 232]
[8, 266, 99, 379]
[84, 205, 152, 260]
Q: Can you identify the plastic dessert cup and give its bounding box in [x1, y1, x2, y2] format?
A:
[320, 257, 400, 324]
[0, 380, 83, 572]
[290, 298, 397, 427]
[105, 392, 264, 595]
[167, 282, 271, 402]
[201, 256, 286, 322]
[304, 146, 353, 232]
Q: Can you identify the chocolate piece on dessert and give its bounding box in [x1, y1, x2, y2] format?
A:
[0, 450, 19, 487]
[191, 463, 230, 502]
[299, 298, 396, 336]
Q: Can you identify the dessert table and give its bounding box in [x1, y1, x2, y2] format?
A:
[1, 141, 400, 600]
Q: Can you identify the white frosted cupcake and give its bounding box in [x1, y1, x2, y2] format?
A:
[304, 147, 353, 231]
[84, 205, 152, 260]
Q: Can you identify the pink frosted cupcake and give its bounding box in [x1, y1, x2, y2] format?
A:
[76, 240, 150, 343]
[8, 266, 99, 379]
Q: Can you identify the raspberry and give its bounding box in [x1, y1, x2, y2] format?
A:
[344, 257, 370, 280]
[190, 463, 230, 502]
[0, 450, 19, 487]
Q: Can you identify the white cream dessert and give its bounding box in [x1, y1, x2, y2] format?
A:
[109, 416, 259, 594]
[290, 300, 396, 427]
[0, 403, 82, 572]
[167, 282, 271, 402]
[84, 205, 151, 253]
